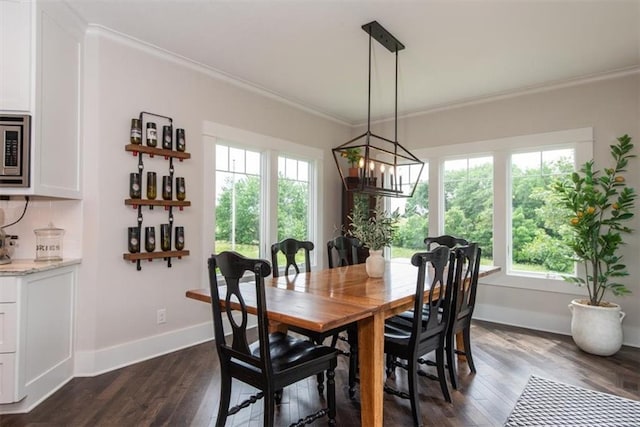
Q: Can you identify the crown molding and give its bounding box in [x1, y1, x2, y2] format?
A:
[85, 24, 352, 127]
[363, 66, 640, 127]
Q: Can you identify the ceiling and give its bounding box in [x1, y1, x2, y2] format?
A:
[65, 0, 640, 125]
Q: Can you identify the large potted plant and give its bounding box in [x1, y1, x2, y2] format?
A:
[552, 134, 637, 356]
[348, 197, 399, 277]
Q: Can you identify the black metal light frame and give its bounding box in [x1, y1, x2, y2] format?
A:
[332, 21, 424, 198]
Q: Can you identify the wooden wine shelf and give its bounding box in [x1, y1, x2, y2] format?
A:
[123, 250, 190, 261]
[125, 199, 191, 208]
[125, 144, 191, 160]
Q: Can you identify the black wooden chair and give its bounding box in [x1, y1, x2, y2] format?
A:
[391, 235, 470, 325]
[424, 235, 469, 250]
[271, 238, 313, 277]
[445, 243, 481, 389]
[326, 235, 363, 398]
[271, 237, 340, 395]
[327, 235, 361, 268]
[208, 251, 337, 427]
[383, 246, 457, 426]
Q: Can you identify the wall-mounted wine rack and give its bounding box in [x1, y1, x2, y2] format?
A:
[123, 111, 190, 271]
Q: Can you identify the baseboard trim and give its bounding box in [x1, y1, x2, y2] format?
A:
[74, 321, 214, 377]
[0, 357, 74, 415]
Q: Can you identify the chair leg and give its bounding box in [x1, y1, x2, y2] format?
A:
[463, 326, 476, 373]
[216, 369, 232, 427]
[348, 329, 358, 399]
[385, 354, 397, 378]
[327, 367, 337, 426]
[264, 386, 275, 427]
[407, 359, 421, 427]
[316, 372, 325, 394]
[446, 333, 458, 390]
[435, 347, 451, 403]
[329, 332, 339, 348]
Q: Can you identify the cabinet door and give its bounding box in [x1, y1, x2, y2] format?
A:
[0, 0, 31, 112]
[34, 2, 83, 198]
[0, 303, 17, 353]
[0, 352, 16, 404]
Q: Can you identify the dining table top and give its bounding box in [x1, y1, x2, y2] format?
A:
[186, 261, 501, 333]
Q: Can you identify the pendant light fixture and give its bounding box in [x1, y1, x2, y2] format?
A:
[332, 21, 424, 198]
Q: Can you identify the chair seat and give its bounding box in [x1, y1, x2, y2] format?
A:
[249, 332, 337, 373]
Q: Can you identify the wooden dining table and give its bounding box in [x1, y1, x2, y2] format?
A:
[186, 261, 500, 427]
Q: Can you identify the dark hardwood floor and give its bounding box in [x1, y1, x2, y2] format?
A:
[1, 320, 639, 426]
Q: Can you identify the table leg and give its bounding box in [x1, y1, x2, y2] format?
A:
[358, 312, 384, 427]
[455, 331, 467, 363]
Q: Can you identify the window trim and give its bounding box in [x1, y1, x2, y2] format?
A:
[413, 127, 593, 294]
[202, 121, 324, 273]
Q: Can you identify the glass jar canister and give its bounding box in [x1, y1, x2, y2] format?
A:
[34, 223, 65, 262]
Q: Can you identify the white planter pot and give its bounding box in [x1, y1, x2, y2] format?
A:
[365, 250, 385, 278]
[568, 299, 626, 356]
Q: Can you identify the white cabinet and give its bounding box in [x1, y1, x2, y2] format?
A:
[0, 0, 31, 112]
[0, 265, 76, 406]
[0, 1, 83, 199]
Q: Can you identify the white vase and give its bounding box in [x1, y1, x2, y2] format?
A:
[568, 299, 626, 356]
[365, 250, 385, 278]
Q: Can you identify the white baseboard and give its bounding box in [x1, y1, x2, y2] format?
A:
[0, 356, 74, 414]
[475, 302, 639, 348]
[74, 321, 214, 377]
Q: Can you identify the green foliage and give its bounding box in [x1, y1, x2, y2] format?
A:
[340, 147, 362, 167]
[215, 175, 260, 245]
[552, 135, 637, 305]
[277, 177, 309, 240]
[348, 197, 400, 250]
[215, 173, 310, 248]
[443, 163, 494, 258]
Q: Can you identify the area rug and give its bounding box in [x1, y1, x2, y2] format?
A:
[504, 375, 640, 426]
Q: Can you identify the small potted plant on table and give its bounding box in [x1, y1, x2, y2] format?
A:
[348, 197, 399, 277]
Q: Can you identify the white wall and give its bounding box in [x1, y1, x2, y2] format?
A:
[74, 28, 639, 375]
[75, 29, 349, 374]
[368, 72, 640, 346]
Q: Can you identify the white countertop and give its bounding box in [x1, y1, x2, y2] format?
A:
[0, 258, 82, 276]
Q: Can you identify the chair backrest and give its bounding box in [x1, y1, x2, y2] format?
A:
[424, 235, 469, 250]
[327, 236, 362, 268]
[451, 243, 481, 332]
[409, 246, 457, 343]
[270, 238, 314, 277]
[208, 251, 273, 375]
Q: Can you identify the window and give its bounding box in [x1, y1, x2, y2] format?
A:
[277, 156, 311, 241]
[443, 156, 494, 262]
[411, 127, 592, 292]
[390, 164, 429, 261]
[215, 144, 262, 258]
[204, 121, 323, 270]
[510, 149, 575, 275]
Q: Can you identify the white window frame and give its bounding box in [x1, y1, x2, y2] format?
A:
[202, 121, 323, 275]
[413, 127, 593, 294]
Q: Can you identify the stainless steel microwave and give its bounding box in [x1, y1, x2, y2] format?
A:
[0, 114, 30, 187]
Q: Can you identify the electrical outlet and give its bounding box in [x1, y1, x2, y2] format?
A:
[8, 235, 18, 247]
[157, 308, 167, 324]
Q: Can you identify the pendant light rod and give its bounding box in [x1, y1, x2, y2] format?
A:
[367, 31, 372, 134]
